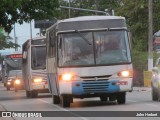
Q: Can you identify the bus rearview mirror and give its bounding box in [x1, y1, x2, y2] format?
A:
[23, 51, 27, 59]
[50, 39, 55, 47]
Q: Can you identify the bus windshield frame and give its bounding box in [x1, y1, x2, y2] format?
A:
[57, 29, 131, 67]
[5, 54, 22, 70]
[31, 45, 46, 70]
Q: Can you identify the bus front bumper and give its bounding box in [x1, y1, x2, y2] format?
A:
[59, 78, 132, 95]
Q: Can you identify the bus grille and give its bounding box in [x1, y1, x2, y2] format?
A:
[82, 80, 109, 93]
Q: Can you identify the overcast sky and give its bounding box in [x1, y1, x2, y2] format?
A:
[0, 21, 39, 55]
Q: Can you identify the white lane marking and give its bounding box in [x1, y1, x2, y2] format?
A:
[128, 100, 158, 107]
[38, 99, 89, 120]
[127, 100, 137, 102]
[145, 103, 158, 107]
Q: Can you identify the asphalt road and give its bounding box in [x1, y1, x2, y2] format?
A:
[0, 82, 160, 120]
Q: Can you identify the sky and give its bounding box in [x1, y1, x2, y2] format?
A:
[0, 21, 40, 55]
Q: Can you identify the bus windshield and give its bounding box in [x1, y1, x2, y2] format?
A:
[6, 58, 22, 70]
[58, 30, 131, 67]
[31, 46, 46, 70]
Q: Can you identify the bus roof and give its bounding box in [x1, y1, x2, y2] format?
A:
[47, 16, 127, 32]
[29, 36, 46, 41]
[60, 16, 125, 23]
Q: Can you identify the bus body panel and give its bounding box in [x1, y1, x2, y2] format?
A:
[46, 57, 58, 95]
[57, 64, 132, 95]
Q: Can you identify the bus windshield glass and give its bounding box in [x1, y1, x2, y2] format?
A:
[31, 46, 46, 70]
[58, 30, 131, 67]
[6, 58, 22, 70]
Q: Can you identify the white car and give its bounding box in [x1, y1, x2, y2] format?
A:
[152, 57, 160, 101]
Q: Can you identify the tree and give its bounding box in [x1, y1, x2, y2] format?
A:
[0, 27, 18, 49]
[0, 35, 19, 49]
[0, 0, 59, 33]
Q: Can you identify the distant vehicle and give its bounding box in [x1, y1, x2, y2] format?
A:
[6, 70, 23, 92]
[152, 57, 160, 101]
[46, 16, 133, 107]
[153, 37, 160, 52]
[22, 36, 49, 98]
[1, 52, 22, 87]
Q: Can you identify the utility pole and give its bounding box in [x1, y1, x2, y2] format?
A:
[68, 0, 71, 18]
[14, 24, 18, 51]
[95, 0, 98, 15]
[148, 0, 153, 71]
[30, 20, 32, 40]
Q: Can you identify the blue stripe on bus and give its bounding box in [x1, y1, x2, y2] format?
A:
[72, 80, 120, 95]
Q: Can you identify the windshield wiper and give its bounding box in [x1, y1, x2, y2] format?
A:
[75, 30, 92, 45]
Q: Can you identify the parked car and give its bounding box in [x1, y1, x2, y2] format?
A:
[152, 57, 160, 101]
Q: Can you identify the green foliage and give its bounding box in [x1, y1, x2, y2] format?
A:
[0, 0, 59, 33]
[0, 34, 19, 50]
[132, 50, 148, 86]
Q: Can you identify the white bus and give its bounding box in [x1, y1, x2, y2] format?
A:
[46, 16, 133, 107]
[2, 51, 22, 87]
[22, 36, 49, 98]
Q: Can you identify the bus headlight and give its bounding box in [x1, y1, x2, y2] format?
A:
[59, 73, 77, 82]
[117, 70, 132, 77]
[7, 82, 11, 85]
[33, 78, 42, 83]
[15, 79, 21, 84]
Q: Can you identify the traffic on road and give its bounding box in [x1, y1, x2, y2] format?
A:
[0, 12, 160, 120]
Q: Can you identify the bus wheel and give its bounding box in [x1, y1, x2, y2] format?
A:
[152, 86, 158, 101]
[53, 95, 60, 104]
[30, 91, 38, 98]
[61, 95, 71, 107]
[117, 92, 126, 104]
[26, 91, 31, 98]
[7, 87, 10, 91]
[100, 96, 107, 101]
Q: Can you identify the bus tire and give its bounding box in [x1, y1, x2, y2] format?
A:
[117, 92, 126, 104]
[26, 91, 31, 98]
[100, 96, 107, 101]
[152, 86, 158, 101]
[61, 95, 70, 107]
[53, 95, 60, 104]
[30, 91, 38, 98]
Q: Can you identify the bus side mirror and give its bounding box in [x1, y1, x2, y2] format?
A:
[23, 51, 27, 59]
[50, 38, 55, 47]
[128, 31, 132, 49]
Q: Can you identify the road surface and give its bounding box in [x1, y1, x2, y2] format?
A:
[0, 82, 160, 120]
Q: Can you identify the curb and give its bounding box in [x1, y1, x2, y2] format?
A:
[0, 104, 15, 120]
[133, 87, 151, 92]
